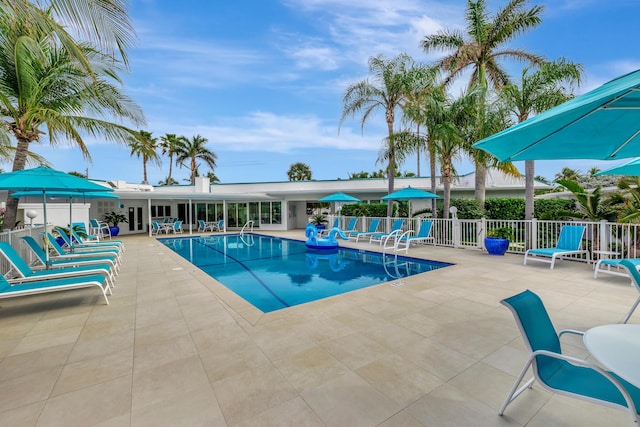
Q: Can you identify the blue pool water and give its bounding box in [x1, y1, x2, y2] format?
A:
[160, 234, 452, 313]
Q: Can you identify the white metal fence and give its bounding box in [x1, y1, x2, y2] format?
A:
[0, 225, 47, 275]
[329, 215, 640, 263]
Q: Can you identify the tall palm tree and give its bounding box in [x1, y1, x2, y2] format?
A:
[175, 134, 217, 185]
[340, 53, 414, 217]
[158, 133, 184, 185]
[554, 167, 580, 183]
[0, 9, 144, 229]
[501, 58, 583, 219]
[287, 162, 312, 181]
[422, 0, 544, 207]
[128, 131, 160, 184]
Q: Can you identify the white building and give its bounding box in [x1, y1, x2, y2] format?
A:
[12, 169, 552, 235]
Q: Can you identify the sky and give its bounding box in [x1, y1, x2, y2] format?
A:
[16, 0, 640, 185]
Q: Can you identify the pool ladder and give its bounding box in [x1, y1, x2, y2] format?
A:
[240, 220, 255, 235]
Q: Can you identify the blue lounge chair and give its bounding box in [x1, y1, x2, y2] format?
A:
[396, 221, 434, 252]
[524, 225, 590, 269]
[22, 236, 119, 273]
[500, 289, 640, 423]
[151, 221, 163, 235]
[343, 217, 358, 234]
[348, 218, 380, 242]
[213, 219, 224, 232]
[54, 227, 123, 254]
[0, 273, 110, 305]
[617, 260, 640, 324]
[89, 218, 112, 239]
[594, 258, 640, 279]
[169, 220, 183, 234]
[0, 242, 115, 289]
[370, 219, 404, 245]
[46, 233, 122, 265]
[71, 223, 124, 250]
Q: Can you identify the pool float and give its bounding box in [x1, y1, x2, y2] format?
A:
[305, 223, 348, 250]
[306, 251, 349, 272]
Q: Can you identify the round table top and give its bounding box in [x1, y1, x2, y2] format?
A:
[583, 324, 640, 388]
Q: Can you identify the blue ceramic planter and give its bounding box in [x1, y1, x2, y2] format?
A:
[485, 237, 509, 255]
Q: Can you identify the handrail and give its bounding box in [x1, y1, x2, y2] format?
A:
[240, 220, 255, 235]
[381, 229, 403, 257]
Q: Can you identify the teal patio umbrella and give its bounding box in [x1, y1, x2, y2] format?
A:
[318, 192, 361, 215]
[0, 167, 113, 263]
[595, 157, 640, 176]
[382, 186, 438, 219]
[473, 69, 640, 162]
[318, 192, 361, 203]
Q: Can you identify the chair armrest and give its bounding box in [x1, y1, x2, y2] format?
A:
[558, 329, 585, 338]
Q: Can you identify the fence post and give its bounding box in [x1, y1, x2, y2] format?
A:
[530, 218, 538, 250]
[599, 220, 608, 252]
[479, 218, 486, 250]
[452, 215, 461, 248]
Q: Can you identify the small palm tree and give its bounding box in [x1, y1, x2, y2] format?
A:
[128, 130, 160, 184]
[287, 162, 312, 181]
[175, 134, 217, 185]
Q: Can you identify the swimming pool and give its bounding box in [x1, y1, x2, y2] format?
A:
[160, 234, 452, 312]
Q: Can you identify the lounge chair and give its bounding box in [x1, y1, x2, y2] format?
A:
[594, 258, 640, 279]
[342, 217, 358, 234]
[53, 228, 123, 258]
[0, 242, 115, 288]
[617, 260, 640, 324]
[46, 233, 122, 264]
[318, 218, 340, 236]
[197, 219, 211, 233]
[370, 219, 404, 245]
[213, 219, 224, 232]
[499, 289, 640, 423]
[348, 218, 380, 242]
[523, 225, 590, 269]
[396, 221, 434, 252]
[22, 236, 120, 273]
[0, 273, 110, 305]
[67, 227, 125, 252]
[71, 223, 124, 250]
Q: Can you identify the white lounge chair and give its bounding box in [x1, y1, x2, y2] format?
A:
[524, 225, 590, 269]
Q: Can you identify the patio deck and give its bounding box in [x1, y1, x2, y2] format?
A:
[0, 231, 636, 426]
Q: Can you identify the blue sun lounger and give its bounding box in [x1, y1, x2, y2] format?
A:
[524, 225, 590, 269]
[348, 218, 380, 242]
[46, 232, 122, 263]
[0, 242, 115, 288]
[594, 258, 640, 279]
[22, 236, 120, 273]
[370, 219, 404, 245]
[0, 272, 110, 304]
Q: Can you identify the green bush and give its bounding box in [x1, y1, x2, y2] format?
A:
[533, 199, 577, 220]
[485, 199, 525, 220]
[341, 203, 391, 217]
[437, 199, 485, 219]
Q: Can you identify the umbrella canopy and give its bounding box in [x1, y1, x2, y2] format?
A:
[318, 192, 361, 203]
[473, 69, 640, 162]
[595, 157, 640, 176]
[382, 186, 439, 201]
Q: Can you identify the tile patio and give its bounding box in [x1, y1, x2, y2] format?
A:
[0, 231, 637, 426]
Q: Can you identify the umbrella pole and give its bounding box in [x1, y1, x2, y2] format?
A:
[42, 190, 50, 268]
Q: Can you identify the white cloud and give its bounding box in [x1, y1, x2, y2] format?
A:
[147, 111, 385, 154]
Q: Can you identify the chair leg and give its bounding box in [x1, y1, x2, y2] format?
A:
[623, 296, 640, 324]
[499, 356, 536, 416]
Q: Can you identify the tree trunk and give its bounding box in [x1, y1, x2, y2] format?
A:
[168, 154, 173, 181]
[442, 162, 452, 219]
[3, 138, 31, 230]
[428, 135, 437, 218]
[191, 157, 197, 185]
[385, 110, 395, 217]
[475, 161, 487, 210]
[142, 158, 148, 184]
[525, 160, 535, 220]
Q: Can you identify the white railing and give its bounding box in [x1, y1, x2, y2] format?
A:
[327, 214, 640, 263]
[0, 225, 47, 274]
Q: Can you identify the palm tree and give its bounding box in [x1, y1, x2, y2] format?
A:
[287, 162, 312, 181]
[340, 53, 415, 216]
[554, 167, 580, 183]
[588, 167, 601, 177]
[175, 134, 217, 185]
[422, 0, 544, 207]
[501, 58, 583, 219]
[128, 131, 160, 184]
[159, 133, 184, 185]
[0, 8, 144, 229]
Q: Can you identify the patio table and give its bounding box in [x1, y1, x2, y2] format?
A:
[583, 324, 640, 388]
